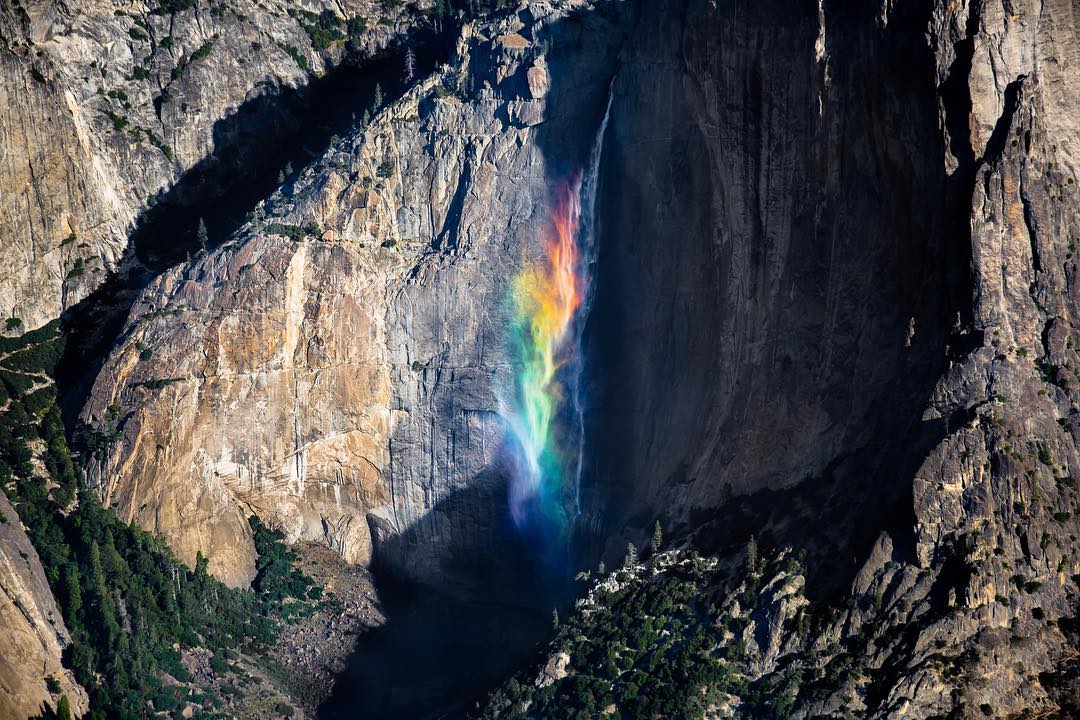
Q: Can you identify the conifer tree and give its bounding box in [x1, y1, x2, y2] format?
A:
[56, 695, 73, 720]
[403, 47, 415, 83]
[624, 542, 637, 568]
[196, 217, 208, 254]
[60, 563, 83, 635]
[651, 520, 663, 556]
[746, 535, 758, 576]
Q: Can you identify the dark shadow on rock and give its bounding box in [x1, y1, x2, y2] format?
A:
[318, 570, 552, 720]
[56, 29, 456, 428]
[320, 473, 572, 720]
[567, 0, 967, 601]
[368, 464, 579, 606]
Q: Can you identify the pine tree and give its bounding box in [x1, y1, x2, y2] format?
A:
[651, 520, 663, 556]
[373, 82, 384, 109]
[623, 542, 637, 568]
[551, 608, 559, 629]
[403, 47, 415, 83]
[60, 563, 83, 635]
[196, 217, 208, 254]
[597, 559, 606, 575]
[746, 535, 758, 575]
[56, 695, 73, 720]
[433, 0, 447, 31]
[88, 540, 121, 646]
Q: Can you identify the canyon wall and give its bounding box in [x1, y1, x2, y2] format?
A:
[75, 0, 1080, 713]
[81, 0, 626, 588]
[0, 492, 87, 720]
[0, 0, 418, 332]
[583, 0, 952, 543]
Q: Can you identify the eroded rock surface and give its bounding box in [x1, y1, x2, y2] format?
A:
[0, 0, 420, 331]
[0, 492, 87, 720]
[81, 0, 625, 587]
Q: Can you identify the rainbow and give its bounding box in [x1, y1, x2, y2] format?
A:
[505, 176, 586, 534]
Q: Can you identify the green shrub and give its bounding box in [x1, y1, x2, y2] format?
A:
[190, 40, 214, 63]
[280, 44, 310, 73]
[266, 223, 306, 241]
[209, 653, 230, 675]
[294, 9, 345, 50]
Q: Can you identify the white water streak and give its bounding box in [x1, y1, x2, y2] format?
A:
[569, 80, 616, 518]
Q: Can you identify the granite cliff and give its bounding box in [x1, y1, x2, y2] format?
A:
[0, 492, 87, 720]
[0, 0, 423, 332]
[4, 0, 1080, 716]
[80, 0, 625, 588]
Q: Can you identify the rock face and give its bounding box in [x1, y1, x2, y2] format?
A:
[584, 0, 952, 536]
[81, 0, 626, 588]
[0, 0, 419, 332]
[0, 492, 88, 719]
[79, 0, 1080, 713]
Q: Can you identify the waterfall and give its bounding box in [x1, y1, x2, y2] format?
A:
[569, 81, 615, 519]
[503, 80, 616, 537]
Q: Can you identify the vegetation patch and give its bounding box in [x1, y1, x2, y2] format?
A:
[0, 323, 328, 719]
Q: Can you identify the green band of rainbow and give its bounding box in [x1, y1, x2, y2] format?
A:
[506, 176, 584, 532]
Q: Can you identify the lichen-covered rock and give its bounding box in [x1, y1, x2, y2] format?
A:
[0, 492, 88, 720]
[0, 0, 421, 332]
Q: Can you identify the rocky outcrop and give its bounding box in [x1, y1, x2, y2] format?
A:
[78, 0, 1080, 713]
[0, 0, 421, 332]
[0, 492, 88, 719]
[81, 0, 626, 587]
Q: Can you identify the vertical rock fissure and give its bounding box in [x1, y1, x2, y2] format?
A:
[939, 0, 984, 334]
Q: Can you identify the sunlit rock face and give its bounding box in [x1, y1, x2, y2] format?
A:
[0, 0, 418, 332]
[0, 493, 88, 720]
[78, 0, 1080, 712]
[81, 0, 628, 589]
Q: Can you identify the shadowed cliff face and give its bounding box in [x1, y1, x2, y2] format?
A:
[578, 0, 953, 590]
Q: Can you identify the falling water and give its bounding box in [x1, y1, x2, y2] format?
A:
[569, 81, 615, 518]
[503, 82, 615, 538]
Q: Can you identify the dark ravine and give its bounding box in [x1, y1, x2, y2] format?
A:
[319, 571, 553, 720]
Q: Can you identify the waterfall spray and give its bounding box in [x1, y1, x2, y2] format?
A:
[503, 85, 615, 538]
